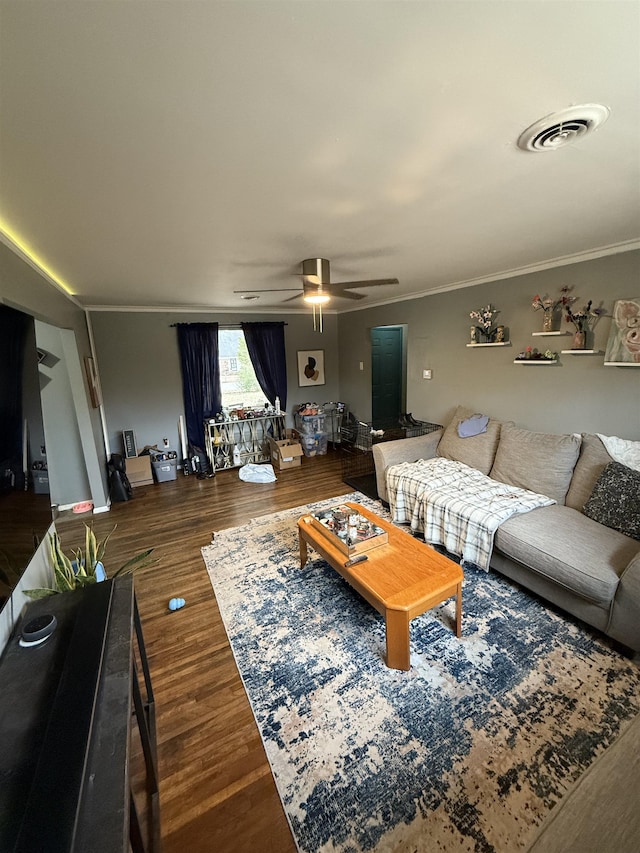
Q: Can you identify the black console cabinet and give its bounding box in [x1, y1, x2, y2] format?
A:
[0, 577, 160, 852]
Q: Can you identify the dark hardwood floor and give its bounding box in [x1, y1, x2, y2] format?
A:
[57, 449, 353, 852]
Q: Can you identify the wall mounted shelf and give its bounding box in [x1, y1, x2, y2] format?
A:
[466, 342, 511, 348]
[560, 349, 602, 355]
[531, 331, 570, 337]
[513, 360, 557, 365]
[604, 362, 640, 367]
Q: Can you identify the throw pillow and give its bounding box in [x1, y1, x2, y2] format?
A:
[583, 461, 640, 540]
[564, 434, 613, 511]
[490, 424, 581, 504]
[437, 405, 502, 475]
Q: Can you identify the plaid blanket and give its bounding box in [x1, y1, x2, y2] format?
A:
[386, 457, 555, 570]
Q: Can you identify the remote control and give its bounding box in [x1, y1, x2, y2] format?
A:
[344, 554, 368, 568]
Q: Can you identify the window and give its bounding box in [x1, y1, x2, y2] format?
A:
[218, 329, 265, 408]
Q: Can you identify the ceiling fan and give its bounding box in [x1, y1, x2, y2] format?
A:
[234, 258, 399, 331]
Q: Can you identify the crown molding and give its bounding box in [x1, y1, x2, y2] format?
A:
[339, 239, 640, 313]
[0, 228, 84, 309]
[84, 304, 338, 315]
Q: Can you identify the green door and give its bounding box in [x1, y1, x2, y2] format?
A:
[371, 326, 405, 428]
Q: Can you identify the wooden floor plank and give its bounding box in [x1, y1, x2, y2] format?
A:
[57, 449, 352, 852]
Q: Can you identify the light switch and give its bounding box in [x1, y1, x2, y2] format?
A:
[423, 369, 432, 380]
[359, 361, 364, 371]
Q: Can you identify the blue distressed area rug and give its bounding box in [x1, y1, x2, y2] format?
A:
[201, 493, 640, 853]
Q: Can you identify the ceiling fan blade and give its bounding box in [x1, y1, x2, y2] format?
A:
[234, 288, 300, 294]
[333, 289, 366, 300]
[333, 278, 399, 289]
[282, 293, 304, 303]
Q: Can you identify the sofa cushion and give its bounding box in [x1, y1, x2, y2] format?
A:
[564, 433, 613, 511]
[583, 462, 640, 541]
[436, 405, 502, 475]
[494, 505, 638, 607]
[490, 424, 581, 504]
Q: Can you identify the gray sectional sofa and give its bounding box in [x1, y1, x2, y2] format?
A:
[373, 405, 640, 652]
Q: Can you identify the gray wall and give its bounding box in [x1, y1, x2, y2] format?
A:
[89, 310, 341, 455]
[338, 250, 640, 440]
[35, 321, 91, 506]
[0, 241, 109, 508]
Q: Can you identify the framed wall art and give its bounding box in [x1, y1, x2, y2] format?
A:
[84, 356, 102, 407]
[604, 298, 640, 366]
[297, 349, 325, 387]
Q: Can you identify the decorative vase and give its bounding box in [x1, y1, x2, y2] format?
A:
[572, 330, 586, 349]
[543, 311, 554, 332]
[470, 326, 477, 344]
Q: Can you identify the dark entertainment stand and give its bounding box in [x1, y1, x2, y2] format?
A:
[0, 577, 160, 852]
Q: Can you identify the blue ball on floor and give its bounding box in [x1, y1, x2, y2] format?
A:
[168, 597, 186, 611]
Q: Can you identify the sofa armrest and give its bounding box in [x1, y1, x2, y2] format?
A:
[608, 549, 640, 652]
[372, 429, 443, 503]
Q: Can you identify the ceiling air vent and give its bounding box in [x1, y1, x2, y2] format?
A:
[517, 104, 610, 152]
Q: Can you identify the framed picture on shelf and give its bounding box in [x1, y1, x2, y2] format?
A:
[297, 349, 325, 387]
[604, 298, 640, 366]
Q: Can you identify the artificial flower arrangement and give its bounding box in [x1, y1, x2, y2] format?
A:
[564, 299, 605, 332]
[514, 347, 558, 361]
[532, 293, 561, 330]
[469, 304, 500, 341]
[532, 294, 560, 314]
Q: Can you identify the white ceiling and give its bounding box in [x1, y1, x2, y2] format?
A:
[1, 1, 639, 314]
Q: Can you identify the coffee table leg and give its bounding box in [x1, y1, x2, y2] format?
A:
[455, 582, 462, 638]
[299, 532, 308, 568]
[385, 609, 411, 671]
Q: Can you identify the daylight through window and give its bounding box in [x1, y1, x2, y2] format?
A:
[219, 329, 266, 409]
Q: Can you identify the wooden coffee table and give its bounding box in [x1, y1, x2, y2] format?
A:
[297, 501, 463, 670]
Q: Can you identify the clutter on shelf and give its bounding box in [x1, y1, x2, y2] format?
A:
[204, 411, 286, 471]
[211, 401, 279, 422]
[294, 401, 347, 452]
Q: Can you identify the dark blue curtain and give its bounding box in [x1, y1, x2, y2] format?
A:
[176, 323, 221, 451]
[241, 322, 287, 410]
[0, 305, 30, 491]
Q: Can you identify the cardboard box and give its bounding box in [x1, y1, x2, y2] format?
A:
[125, 455, 153, 487]
[267, 436, 304, 470]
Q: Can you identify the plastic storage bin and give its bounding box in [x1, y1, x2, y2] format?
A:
[32, 471, 50, 494]
[300, 432, 328, 457]
[151, 458, 178, 482]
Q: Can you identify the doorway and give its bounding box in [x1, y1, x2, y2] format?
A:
[371, 325, 406, 428]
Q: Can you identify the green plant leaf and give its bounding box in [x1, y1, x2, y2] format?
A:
[96, 525, 116, 565]
[49, 532, 75, 591]
[112, 549, 156, 577]
[73, 574, 97, 587]
[85, 524, 98, 570]
[23, 587, 58, 600]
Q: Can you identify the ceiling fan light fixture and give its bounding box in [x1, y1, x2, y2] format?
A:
[303, 292, 331, 305]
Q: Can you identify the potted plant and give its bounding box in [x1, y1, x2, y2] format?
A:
[24, 524, 155, 599]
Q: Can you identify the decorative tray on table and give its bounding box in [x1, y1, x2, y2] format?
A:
[308, 504, 388, 556]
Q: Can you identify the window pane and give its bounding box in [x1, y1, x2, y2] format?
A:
[218, 330, 266, 409]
